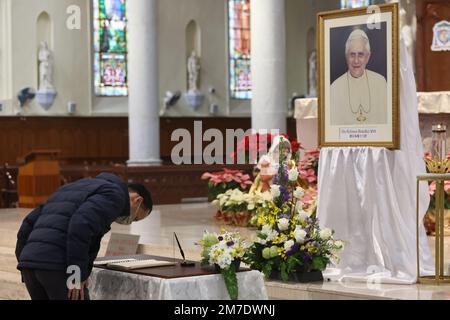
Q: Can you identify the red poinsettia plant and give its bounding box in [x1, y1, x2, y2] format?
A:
[201, 169, 253, 201]
[230, 133, 302, 164]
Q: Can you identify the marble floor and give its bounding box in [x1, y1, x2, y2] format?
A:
[1, 203, 450, 300]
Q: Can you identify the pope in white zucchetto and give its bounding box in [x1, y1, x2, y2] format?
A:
[330, 29, 388, 125]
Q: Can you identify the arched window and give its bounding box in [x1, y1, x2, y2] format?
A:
[228, 0, 251, 100]
[341, 0, 371, 8]
[93, 0, 128, 96]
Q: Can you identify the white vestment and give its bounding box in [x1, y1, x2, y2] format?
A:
[330, 70, 387, 126]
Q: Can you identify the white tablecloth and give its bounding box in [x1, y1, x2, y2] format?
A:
[89, 268, 268, 300]
[417, 91, 450, 114]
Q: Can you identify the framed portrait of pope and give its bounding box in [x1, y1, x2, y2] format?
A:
[318, 3, 399, 148]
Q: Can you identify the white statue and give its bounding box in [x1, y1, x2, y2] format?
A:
[187, 51, 200, 92]
[385, 1, 416, 71]
[38, 41, 54, 91]
[308, 50, 317, 97]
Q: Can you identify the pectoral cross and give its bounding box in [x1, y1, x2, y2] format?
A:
[356, 104, 367, 122]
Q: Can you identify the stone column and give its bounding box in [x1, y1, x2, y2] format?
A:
[250, 0, 287, 133]
[127, 0, 161, 166]
[0, 0, 12, 102]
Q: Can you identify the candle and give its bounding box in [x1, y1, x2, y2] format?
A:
[431, 124, 447, 161]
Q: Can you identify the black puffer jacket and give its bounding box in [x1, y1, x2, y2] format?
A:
[15, 172, 130, 281]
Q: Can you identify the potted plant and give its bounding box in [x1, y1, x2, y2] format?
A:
[212, 189, 273, 227]
[230, 133, 302, 165]
[201, 169, 253, 202]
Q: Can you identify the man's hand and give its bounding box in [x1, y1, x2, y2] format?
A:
[68, 279, 89, 300]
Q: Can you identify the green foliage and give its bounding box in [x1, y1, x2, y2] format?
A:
[311, 256, 328, 271]
[198, 233, 219, 264]
[280, 261, 288, 282]
[262, 260, 274, 279]
[221, 264, 238, 300]
[286, 255, 301, 273]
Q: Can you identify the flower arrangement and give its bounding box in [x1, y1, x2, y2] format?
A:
[243, 136, 343, 281]
[244, 199, 344, 281]
[197, 230, 248, 300]
[212, 189, 273, 226]
[201, 169, 253, 201]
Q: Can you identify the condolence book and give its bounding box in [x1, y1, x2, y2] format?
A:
[94, 258, 175, 270]
[94, 254, 250, 279]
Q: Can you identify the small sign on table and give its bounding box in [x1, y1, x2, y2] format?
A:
[105, 233, 140, 256]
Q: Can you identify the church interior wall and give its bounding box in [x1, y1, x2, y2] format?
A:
[158, 0, 228, 117]
[0, 0, 345, 118]
[8, 0, 91, 116]
[285, 0, 340, 106]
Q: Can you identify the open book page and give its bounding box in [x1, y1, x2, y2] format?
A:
[93, 258, 137, 266]
[106, 259, 176, 270]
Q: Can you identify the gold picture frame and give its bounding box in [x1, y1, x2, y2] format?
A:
[318, 3, 400, 149]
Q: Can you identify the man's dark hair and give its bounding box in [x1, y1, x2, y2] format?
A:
[128, 183, 153, 213]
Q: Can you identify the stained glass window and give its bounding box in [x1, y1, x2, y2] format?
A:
[341, 0, 371, 8]
[228, 0, 251, 100]
[93, 0, 128, 96]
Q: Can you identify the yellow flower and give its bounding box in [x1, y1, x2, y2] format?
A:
[257, 216, 265, 226]
[277, 247, 287, 259]
[272, 233, 287, 245]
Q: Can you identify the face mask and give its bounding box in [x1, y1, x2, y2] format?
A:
[115, 201, 141, 225]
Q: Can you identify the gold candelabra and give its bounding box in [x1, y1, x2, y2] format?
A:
[416, 173, 450, 284]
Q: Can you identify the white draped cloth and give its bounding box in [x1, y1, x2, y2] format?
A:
[317, 39, 434, 284]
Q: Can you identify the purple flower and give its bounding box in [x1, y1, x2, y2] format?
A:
[302, 252, 312, 264]
[278, 212, 290, 220]
[279, 185, 290, 203]
[272, 175, 280, 185]
[218, 236, 224, 241]
[226, 241, 234, 247]
[286, 243, 300, 256]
